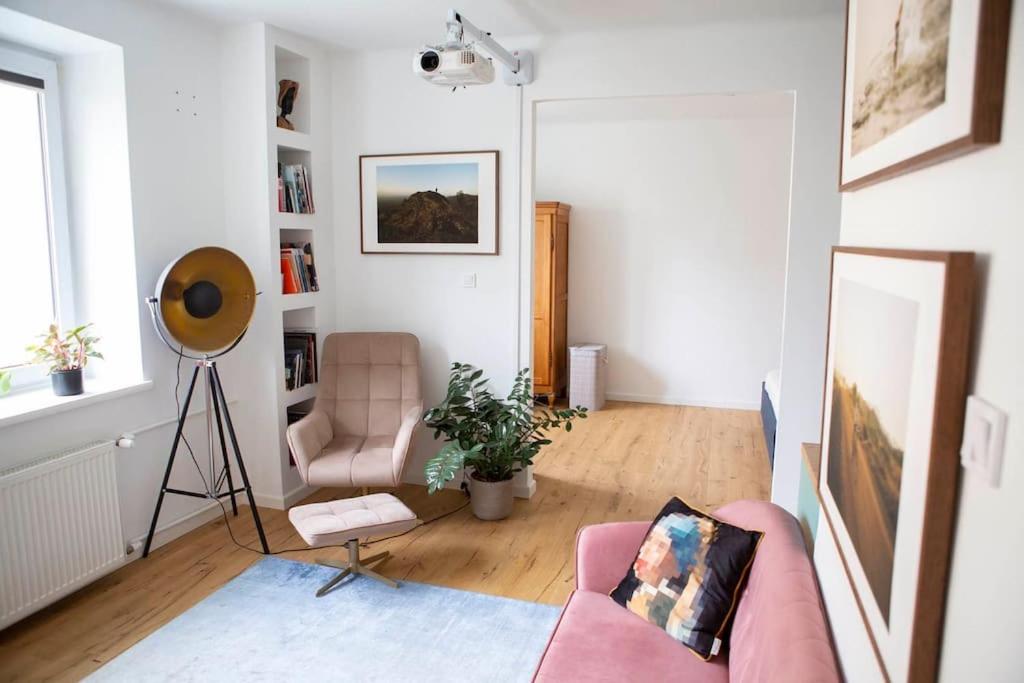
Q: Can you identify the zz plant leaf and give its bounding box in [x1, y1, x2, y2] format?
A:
[423, 363, 586, 492]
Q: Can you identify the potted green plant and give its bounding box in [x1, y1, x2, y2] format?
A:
[26, 323, 102, 397]
[423, 363, 586, 521]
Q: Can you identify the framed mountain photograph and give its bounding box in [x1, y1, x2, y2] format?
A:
[839, 0, 1010, 190]
[819, 247, 974, 682]
[360, 151, 498, 254]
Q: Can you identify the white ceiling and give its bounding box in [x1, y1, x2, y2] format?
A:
[150, 0, 842, 50]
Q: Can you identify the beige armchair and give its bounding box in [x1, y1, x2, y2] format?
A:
[286, 332, 422, 489]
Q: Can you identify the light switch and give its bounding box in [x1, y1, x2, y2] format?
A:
[462, 273, 477, 288]
[959, 395, 1007, 487]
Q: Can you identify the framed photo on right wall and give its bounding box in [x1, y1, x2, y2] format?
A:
[819, 247, 974, 682]
[839, 0, 1011, 190]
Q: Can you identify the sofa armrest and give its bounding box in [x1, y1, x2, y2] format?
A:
[286, 410, 333, 482]
[391, 403, 423, 483]
[575, 521, 650, 593]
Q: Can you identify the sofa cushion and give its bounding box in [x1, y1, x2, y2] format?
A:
[534, 590, 729, 683]
[610, 497, 763, 660]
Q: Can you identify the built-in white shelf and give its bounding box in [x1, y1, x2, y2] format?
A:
[283, 382, 318, 407]
[275, 211, 317, 230]
[273, 127, 311, 152]
[223, 25, 332, 508]
[280, 291, 319, 310]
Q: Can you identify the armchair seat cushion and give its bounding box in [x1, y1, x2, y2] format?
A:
[288, 493, 418, 547]
[305, 435, 397, 487]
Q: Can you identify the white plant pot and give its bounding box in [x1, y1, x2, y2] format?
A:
[469, 475, 514, 521]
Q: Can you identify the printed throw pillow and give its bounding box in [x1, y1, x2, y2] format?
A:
[609, 497, 763, 660]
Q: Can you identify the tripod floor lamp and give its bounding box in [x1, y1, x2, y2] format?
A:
[143, 246, 269, 557]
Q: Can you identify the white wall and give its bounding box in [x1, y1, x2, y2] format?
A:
[819, 7, 1024, 682]
[0, 0, 253, 547]
[535, 95, 794, 409]
[331, 51, 521, 484]
[332, 15, 843, 491]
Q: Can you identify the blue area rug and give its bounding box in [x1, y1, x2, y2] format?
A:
[88, 557, 560, 682]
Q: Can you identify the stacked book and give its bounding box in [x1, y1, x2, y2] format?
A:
[286, 406, 310, 467]
[280, 242, 318, 294]
[284, 329, 317, 391]
[278, 162, 315, 214]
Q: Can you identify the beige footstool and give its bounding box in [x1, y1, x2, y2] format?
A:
[288, 493, 419, 597]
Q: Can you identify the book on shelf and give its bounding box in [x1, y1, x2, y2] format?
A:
[278, 162, 315, 214]
[286, 406, 311, 468]
[283, 329, 317, 390]
[280, 241, 318, 294]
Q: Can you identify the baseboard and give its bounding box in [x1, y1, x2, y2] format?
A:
[246, 483, 319, 511]
[126, 501, 224, 557]
[605, 392, 760, 411]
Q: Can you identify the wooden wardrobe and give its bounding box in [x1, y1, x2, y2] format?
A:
[533, 202, 570, 406]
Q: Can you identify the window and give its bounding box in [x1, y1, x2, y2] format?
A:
[0, 48, 73, 389]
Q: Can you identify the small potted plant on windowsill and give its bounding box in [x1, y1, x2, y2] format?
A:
[26, 323, 102, 397]
[423, 363, 586, 521]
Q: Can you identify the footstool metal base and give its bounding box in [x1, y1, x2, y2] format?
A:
[315, 540, 398, 596]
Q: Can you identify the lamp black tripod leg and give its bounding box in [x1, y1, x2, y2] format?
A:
[142, 365, 200, 558]
[212, 364, 270, 554]
[211, 383, 239, 516]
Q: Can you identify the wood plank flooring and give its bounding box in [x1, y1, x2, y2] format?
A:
[0, 401, 771, 681]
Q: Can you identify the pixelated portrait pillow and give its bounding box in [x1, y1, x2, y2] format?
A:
[609, 497, 763, 659]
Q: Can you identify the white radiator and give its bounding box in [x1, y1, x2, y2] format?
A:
[0, 441, 125, 630]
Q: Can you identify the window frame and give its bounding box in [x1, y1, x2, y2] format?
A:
[0, 44, 75, 391]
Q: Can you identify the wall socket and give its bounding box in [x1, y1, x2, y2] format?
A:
[461, 273, 477, 288]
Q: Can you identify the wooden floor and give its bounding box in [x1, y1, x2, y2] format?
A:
[0, 401, 770, 681]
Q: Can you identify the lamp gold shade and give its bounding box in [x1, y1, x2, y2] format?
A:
[155, 247, 256, 353]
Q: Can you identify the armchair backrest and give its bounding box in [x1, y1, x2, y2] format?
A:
[315, 332, 421, 438]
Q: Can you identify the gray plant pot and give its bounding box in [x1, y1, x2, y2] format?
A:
[468, 474, 514, 521]
[51, 368, 84, 397]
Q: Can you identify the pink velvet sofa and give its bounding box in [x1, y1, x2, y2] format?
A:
[533, 500, 839, 682]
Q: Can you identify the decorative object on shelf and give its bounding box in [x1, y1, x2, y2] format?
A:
[278, 162, 315, 214]
[26, 323, 102, 397]
[276, 79, 299, 130]
[143, 246, 269, 557]
[610, 497, 763, 660]
[839, 0, 1011, 190]
[423, 363, 587, 520]
[360, 150, 498, 254]
[818, 247, 974, 681]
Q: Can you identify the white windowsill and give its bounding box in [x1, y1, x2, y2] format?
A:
[0, 376, 153, 429]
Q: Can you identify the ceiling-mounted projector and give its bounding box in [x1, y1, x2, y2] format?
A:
[415, 45, 495, 86]
[414, 8, 533, 87]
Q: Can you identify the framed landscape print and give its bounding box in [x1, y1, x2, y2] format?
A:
[839, 0, 1011, 190]
[819, 247, 974, 682]
[360, 151, 498, 254]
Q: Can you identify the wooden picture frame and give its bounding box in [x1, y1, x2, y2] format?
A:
[817, 247, 974, 682]
[359, 150, 499, 255]
[839, 0, 1011, 191]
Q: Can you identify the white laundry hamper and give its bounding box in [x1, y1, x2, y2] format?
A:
[569, 344, 607, 411]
